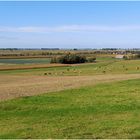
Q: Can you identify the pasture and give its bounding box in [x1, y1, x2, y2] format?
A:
[0, 53, 140, 138]
[0, 59, 140, 76]
[0, 74, 140, 101]
[0, 79, 140, 138]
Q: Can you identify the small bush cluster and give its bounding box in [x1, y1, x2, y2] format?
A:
[86, 57, 96, 63]
[50, 56, 60, 63]
[51, 53, 96, 64]
[123, 54, 140, 60]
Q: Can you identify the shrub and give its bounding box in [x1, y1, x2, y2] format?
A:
[123, 54, 140, 60]
[87, 57, 96, 63]
[60, 53, 87, 64]
[51, 53, 87, 64]
[50, 56, 60, 63]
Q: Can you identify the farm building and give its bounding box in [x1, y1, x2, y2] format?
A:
[115, 55, 124, 59]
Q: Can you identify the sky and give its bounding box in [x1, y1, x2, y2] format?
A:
[0, 1, 140, 49]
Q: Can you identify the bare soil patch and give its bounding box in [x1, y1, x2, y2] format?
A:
[0, 74, 140, 101]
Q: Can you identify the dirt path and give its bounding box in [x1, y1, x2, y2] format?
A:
[0, 74, 140, 101]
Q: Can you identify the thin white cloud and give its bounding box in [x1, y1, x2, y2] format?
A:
[0, 35, 18, 40]
[1, 25, 140, 33]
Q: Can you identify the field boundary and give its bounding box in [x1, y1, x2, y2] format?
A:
[0, 64, 71, 71]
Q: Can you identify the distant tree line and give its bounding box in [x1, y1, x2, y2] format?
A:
[1, 49, 140, 58]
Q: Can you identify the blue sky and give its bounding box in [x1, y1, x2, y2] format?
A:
[0, 1, 140, 48]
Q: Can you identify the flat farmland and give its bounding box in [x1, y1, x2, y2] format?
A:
[0, 59, 140, 75]
[0, 56, 140, 139]
[0, 78, 140, 138]
[0, 63, 70, 71]
[0, 58, 140, 102]
[1, 74, 140, 101]
[0, 58, 51, 64]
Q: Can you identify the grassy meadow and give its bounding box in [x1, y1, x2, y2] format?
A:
[0, 51, 140, 138]
[0, 59, 140, 76]
[0, 79, 140, 138]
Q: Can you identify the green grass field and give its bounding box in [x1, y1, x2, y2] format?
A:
[0, 59, 140, 76]
[0, 79, 140, 139]
[0, 56, 140, 138]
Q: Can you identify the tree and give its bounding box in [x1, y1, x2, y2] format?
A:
[51, 53, 87, 64]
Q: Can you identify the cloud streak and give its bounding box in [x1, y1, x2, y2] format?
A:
[0, 35, 18, 40]
[0, 25, 140, 33]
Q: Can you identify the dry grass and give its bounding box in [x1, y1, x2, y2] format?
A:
[1, 74, 140, 101]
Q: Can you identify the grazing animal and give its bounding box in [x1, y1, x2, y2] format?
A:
[125, 68, 128, 71]
[136, 67, 139, 70]
[44, 73, 47, 75]
[102, 70, 106, 74]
